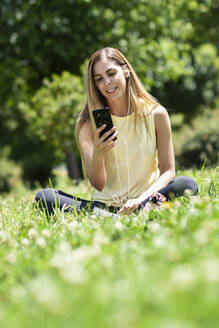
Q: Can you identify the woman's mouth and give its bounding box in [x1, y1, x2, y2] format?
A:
[106, 87, 117, 93]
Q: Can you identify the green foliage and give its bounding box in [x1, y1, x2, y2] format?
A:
[0, 67, 31, 148]
[0, 148, 21, 193]
[174, 109, 219, 169]
[20, 141, 57, 188]
[0, 0, 218, 184]
[179, 131, 218, 169]
[1, 0, 218, 119]
[0, 66, 57, 187]
[114, 0, 219, 119]
[0, 169, 219, 327]
[20, 71, 84, 157]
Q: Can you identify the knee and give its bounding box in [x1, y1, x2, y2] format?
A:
[35, 190, 43, 203]
[35, 188, 59, 211]
[176, 176, 199, 194]
[35, 188, 58, 215]
[35, 188, 54, 203]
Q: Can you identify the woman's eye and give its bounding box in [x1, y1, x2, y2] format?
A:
[96, 77, 102, 82]
[108, 72, 116, 76]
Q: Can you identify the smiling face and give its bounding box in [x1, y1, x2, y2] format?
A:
[93, 57, 128, 104]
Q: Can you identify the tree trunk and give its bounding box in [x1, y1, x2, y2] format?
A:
[65, 149, 81, 181]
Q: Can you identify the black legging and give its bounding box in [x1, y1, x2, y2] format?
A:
[35, 176, 198, 216]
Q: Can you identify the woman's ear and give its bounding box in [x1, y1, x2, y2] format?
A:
[123, 64, 130, 78]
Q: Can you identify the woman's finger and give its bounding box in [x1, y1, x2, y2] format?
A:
[118, 200, 137, 214]
[99, 126, 117, 143]
[106, 130, 118, 143]
[94, 124, 106, 141]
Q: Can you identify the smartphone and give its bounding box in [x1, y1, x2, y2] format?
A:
[92, 107, 116, 141]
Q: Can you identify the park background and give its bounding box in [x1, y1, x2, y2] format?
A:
[0, 2, 219, 328]
[0, 0, 218, 192]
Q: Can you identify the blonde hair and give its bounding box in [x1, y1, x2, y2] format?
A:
[75, 47, 160, 179]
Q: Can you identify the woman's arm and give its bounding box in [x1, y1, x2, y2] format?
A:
[76, 118, 118, 191]
[140, 105, 175, 197]
[119, 106, 175, 213]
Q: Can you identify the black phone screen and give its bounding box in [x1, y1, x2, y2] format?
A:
[92, 108, 116, 141]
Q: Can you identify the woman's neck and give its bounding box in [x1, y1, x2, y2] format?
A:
[107, 98, 130, 117]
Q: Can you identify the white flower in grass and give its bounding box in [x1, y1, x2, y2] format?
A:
[93, 233, 109, 245]
[7, 252, 16, 264]
[171, 265, 195, 290]
[28, 228, 38, 239]
[50, 252, 71, 270]
[66, 221, 79, 230]
[21, 238, 29, 247]
[202, 258, 219, 283]
[36, 236, 46, 248]
[58, 241, 72, 254]
[183, 189, 193, 197]
[148, 221, 161, 232]
[50, 243, 100, 285]
[189, 207, 198, 215]
[114, 221, 125, 231]
[29, 275, 63, 313]
[72, 245, 101, 263]
[60, 264, 88, 284]
[0, 231, 9, 243]
[153, 236, 166, 248]
[41, 229, 51, 238]
[51, 250, 88, 285]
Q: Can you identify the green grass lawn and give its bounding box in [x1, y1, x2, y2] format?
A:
[0, 168, 218, 328]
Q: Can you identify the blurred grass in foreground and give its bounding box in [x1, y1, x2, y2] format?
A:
[0, 168, 218, 328]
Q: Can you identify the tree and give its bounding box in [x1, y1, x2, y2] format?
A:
[1, 0, 218, 119]
[20, 71, 84, 179]
[111, 0, 219, 120]
[0, 0, 218, 184]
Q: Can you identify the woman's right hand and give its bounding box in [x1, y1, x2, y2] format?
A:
[93, 124, 118, 159]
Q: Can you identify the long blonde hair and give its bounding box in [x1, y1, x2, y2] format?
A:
[75, 47, 160, 179]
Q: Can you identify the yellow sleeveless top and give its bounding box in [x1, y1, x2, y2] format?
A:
[93, 109, 159, 207]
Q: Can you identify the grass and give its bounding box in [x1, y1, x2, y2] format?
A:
[0, 168, 219, 328]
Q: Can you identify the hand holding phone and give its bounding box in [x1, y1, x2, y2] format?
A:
[92, 107, 117, 142]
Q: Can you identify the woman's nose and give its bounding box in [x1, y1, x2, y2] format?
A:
[104, 77, 111, 85]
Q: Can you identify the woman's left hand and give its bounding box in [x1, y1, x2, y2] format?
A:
[118, 191, 167, 215]
[118, 197, 143, 214]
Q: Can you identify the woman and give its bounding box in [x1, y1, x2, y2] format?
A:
[35, 47, 198, 217]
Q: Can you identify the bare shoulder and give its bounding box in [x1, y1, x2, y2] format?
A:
[154, 105, 170, 129]
[154, 105, 169, 120]
[154, 106, 171, 136]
